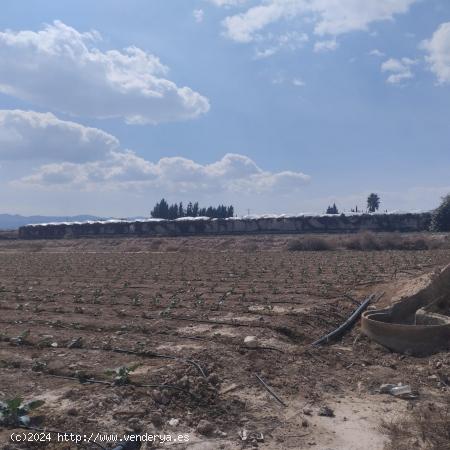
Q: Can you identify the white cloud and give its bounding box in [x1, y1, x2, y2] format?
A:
[254, 31, 308, 58]
[369, 48, 385, 57]
[314, 39, 339, 53]
[208, 0, 248, 6]
[220, 0, 418, 43]
[292, 77, 305, 87]
[222, 3, 287, 43]
[3, 110, 310, 194]
[310, 0, 417, 36]
[20, 152, 310, 194]
[193, 9, 205, 23]
[255, 48, 278, 59]
[0, 110, 119, 162]
[271, 74, 305, 87]
[421, 22, 450, 84]
[381, 57, 417, 84]
[0, 21, 210, 124]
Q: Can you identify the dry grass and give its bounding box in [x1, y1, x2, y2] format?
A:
[0, 230, 18, 240]
[381, 401, 450, 450]
[287, 236, 334, 251]
[288, 232, 447, 252]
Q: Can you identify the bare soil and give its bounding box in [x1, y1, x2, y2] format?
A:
[0, 235, 448, 449]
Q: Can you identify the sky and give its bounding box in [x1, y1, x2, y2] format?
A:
[0, 0, 450, 217]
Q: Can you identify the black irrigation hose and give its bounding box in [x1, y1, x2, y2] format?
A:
[240, 345, 284, 353]
[311, 294, 376, 346]
[47, 374, 112, 385]
[111, 441, 140, 450]
[110, 347, 207, 379]
[162, 315, 268, 329]
[254, 373, 287, 407]
[0, 334, 208, 379]
[44, 374, 202, 402]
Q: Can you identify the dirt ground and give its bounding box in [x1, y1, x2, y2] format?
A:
[0, 235, 448, 449]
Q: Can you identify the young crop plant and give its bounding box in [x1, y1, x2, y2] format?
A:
[161, 297, 178, 316]
[106, 365, 139, 386]
[194, 293, 204, 308]
[132, 295, 142, 306]
[11, 330, 30, 346]
[0, 397, 45, 427]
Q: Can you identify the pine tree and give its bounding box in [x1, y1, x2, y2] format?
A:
[151, 199, 235, 219]
[326, 203, 339, 214]
[192, 202, 199, 217]
[168, 204, 178, 219]
[151, 198, 170, 219]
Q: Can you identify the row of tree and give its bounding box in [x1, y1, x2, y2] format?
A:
[149, 193, 450, 231]
[151, 199, 234, 220]
[326, 193, 381, 215]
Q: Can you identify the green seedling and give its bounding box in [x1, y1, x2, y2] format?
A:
[11, 330, 30, 346]
[0, 397, 45, 427]
[106, 365, 139, 386]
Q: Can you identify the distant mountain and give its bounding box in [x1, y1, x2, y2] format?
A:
[0, 214, 106, 230]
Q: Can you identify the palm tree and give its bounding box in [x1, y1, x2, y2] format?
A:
[367, 193, 380, 213]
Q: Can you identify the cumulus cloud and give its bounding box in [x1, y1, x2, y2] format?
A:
[381, 57, 417, 84]
[219, 0, 418, 44]
[0, 110, 119, 162]
[208, 0, 248, 6]
[314, 39, 339, 53]
[19, 152, 310, 194]
[3, 110, 310, 193]
[222, 3, 287, 43]
[369, 49, 385, 57]
[0, 21, 209, 124]
[421, 22, 450, 84]
[254, 31, 308, 58]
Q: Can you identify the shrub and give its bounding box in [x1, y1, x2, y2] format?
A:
[344, 232, 437, 251]
[345, 232, 381, 250]
[381, 401, 450, 450]
[288, 233, 443, 252]
[402, 237, 428, 251]
[431, 194, 450, 232]
[288, 237, 334, 251]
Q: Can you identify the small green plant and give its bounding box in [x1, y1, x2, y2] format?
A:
[31, 360, 47, 372]
[0, 397, 45, 427]
[11, 330, 30, 346]
[106, 365, 139, 386]
[160, 297, 178, 316]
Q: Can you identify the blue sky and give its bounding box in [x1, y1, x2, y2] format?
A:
[0, 0, 449, 216]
